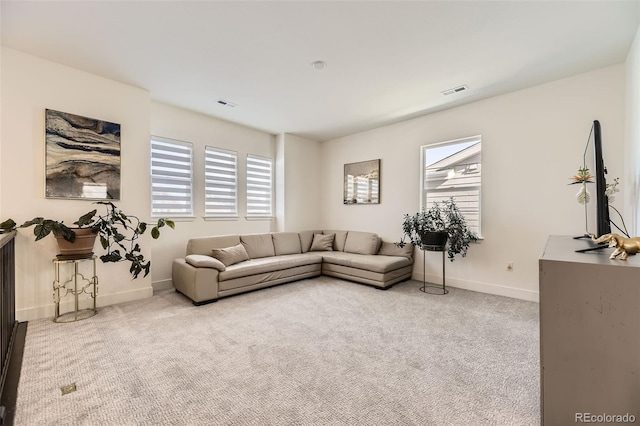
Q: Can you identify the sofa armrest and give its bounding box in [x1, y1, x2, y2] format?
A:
[185, 254, 226, 271]
[172, 258, 220, 303]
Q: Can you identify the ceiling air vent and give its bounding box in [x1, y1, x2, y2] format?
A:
[217, 99, 238, 108]
[441, 85, 469, 96]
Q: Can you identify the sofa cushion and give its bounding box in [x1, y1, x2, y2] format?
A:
[218, 254, 322, 282]
[310, 233, 334, 251]
[321, 252, 412, 274]
[272, 232, 302, 255]
[378, 241, 414, 259]
[185, 254, 226, 271]
[240, 233, 276, 259]
[211, 243, 250, 267]
[299, 230, 322, 253]
[344, 231, 379, 255]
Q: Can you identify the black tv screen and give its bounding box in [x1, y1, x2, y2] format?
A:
[582, 120, 611, 238]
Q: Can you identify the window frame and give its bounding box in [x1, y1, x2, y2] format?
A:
[420, 135, 482, 238]
[150, 136, 194, 218]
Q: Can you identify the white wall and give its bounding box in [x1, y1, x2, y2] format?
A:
[149, 101, 276, 290]
[1, 47, 153, 320]
[625, 22, 640, 235]
[320, 65, 626, 301]
[276, 133, 322, 232]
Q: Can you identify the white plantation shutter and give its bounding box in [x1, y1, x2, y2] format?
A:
[205, 147, 238, 217]
[246, 154, 273, 217]
[150, 137, 193, 217]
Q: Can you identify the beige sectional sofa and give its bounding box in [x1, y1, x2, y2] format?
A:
[172, 230, 414, 305]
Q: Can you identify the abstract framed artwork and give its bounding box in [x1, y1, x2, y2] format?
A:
[343, 159, 380, 204]
[45, 109, 121, 200]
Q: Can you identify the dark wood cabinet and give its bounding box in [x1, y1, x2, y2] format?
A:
[0, 231, 16, 422]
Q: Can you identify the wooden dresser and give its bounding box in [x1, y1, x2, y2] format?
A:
[539, 235, 640, 425]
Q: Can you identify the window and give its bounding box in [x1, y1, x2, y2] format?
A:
[246, 154, 273, 218]
[205, 147, 238, 218]
[421, 135, 482, 236]
[150, 136, 193, 217]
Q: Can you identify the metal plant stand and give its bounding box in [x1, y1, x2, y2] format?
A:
[52, 255, 98, 323]
[420, 245, 448, 295]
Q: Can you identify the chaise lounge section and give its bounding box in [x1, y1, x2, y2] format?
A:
[172, 230, 414, 305]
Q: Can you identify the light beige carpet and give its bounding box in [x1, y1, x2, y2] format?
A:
[15, 277, 539, 425]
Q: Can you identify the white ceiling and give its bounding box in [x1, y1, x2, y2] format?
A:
[1, 1, 638, 141]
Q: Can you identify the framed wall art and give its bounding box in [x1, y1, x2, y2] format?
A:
[45, 109, 121, 200]
[343, 159, 380, 204]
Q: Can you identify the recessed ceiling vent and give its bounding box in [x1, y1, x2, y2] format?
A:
[441, 85, 469, 96]
[217, 99, 238, 108]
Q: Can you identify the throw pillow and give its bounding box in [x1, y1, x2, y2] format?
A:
[299, 230, 322, 252]
[211, 243, 250, 267]
[323, 230, 348, 251]
[310, 233, 334, 252]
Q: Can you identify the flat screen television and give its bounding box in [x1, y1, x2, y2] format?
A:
[575, 120, 611, 253]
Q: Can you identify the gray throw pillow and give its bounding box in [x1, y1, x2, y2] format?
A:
[211, 243, 250, 266]
[310, 233, 334, 252]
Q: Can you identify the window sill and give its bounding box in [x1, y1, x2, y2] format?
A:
[204, 216, 239, 222]
[150, 216, 195, 223]
[245, 216, 274, 221]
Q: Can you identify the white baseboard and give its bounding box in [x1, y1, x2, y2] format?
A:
[152, 278, 174, 292]
[415, 272, 539, 302]
[16, 286, 154, 322]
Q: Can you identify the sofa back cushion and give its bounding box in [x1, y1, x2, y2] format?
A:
[299, 230, 323, 252]
[377, 241, 414, 259]
[272, 232, 302, 255]
[324, 230, 348, 251]
[211, 243, 250, 266]
[344, 231, 379, 255]
[187, 235, 241, 256]
[240, 233, 276, 259]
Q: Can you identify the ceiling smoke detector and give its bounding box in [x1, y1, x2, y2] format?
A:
[441, 85, 469, 96]
[311, 61, 326, 70]
[217, 99, 238, 108]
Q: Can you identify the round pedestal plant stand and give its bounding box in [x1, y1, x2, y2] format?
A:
[420, 231, 448, 295]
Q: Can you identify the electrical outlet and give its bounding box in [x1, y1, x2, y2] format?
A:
[506, 262, 513, 271]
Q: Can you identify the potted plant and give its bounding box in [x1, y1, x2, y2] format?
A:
[0, 201, 174, 279]
[397, 197, 478, 261]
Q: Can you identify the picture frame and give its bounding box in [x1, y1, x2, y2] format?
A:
[45, 109, 121, 200]
[343, 159, 380, 204]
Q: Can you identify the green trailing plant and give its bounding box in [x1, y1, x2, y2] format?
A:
[397, 197, 479, 261]
[0, 202, 175, 279]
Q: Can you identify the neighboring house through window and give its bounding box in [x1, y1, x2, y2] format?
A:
[150, 136, 194, 217]
[421, 135, 482, 236]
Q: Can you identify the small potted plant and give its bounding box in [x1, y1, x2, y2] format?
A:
[0, 201, 174, 279]
[397, 197, 478, 261]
